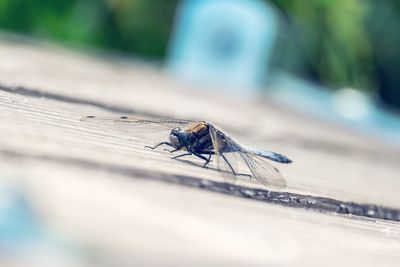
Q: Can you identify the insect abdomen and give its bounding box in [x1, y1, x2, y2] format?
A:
[246, 148, 292, 164]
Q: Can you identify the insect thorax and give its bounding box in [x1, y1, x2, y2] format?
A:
[185, 122, 214, 152]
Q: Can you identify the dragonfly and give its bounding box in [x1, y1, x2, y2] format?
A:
[81, 116, 292, 188]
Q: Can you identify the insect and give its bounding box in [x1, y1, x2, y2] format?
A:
[82, 116, 292, 188]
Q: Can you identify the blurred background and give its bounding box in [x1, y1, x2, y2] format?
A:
[1, 0, 399, 144]
[0, 0, 399, 108]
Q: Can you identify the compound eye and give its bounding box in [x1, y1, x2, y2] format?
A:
[169, 134, 180, 149]
[171, 127, 181, 133]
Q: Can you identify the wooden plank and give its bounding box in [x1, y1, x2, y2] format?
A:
[0, 41, 399, 208]
[2, 156, 400, 267]
[0, 40, 400, 266]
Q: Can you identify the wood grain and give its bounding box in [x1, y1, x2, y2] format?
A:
[0, 39, 399, 267]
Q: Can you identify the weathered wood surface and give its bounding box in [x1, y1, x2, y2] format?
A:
[0, 40, 400, 267]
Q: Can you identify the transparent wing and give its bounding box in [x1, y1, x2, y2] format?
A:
[208, 124, 242, 181]
[218, 131, 286, 188]
[208, 124, 225, 177]
[217, 151, 239, 182]
[239, 152, 286, 188]
[80, 115, 195, 130]
[208, 124, 221, 153]
[80, 115, 196, 143]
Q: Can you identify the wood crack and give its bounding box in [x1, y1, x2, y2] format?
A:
[2, 149, 399, 222]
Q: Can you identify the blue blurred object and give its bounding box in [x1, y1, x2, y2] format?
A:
[0, 185, 39, 249]
[168, 0, 278, 92]
[269, 73, 400, 147]
[0, 182, 85, 266]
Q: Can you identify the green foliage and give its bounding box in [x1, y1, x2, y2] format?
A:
[272, 0, 375, 91]
[0, 0, 178, 58]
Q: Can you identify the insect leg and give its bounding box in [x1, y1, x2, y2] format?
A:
[221, 154, 251, 178]
[171, 152, 192, 160]
[191, 152, 209, 161]
[145, 142, 172, 150]
[221, 154, 237, 175]
[202, 154, 212, 168]
[190, 152, 213, 167]
[164, 149, 179, 153]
